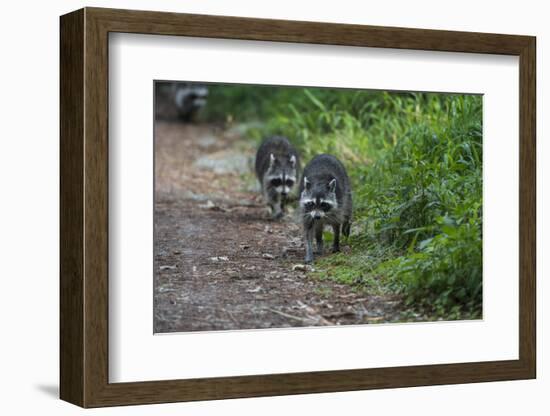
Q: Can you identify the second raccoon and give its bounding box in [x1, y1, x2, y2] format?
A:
[255, 136, 300, 219]
[299, 154, 352, 263]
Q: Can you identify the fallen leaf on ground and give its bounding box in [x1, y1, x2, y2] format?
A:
[199, 200, 215, 209]
[199, 200, 228, 212]
[292, 264, 315, 272]
[367, 317, 385, 323]
[209, 256, 229, 262]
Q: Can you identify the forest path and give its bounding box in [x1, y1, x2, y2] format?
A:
[154, 121, 401, 332]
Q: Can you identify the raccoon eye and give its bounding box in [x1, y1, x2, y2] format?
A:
[304, 201, 315, 211]
[320, 202, 332, 212]
[271, 178, 282, 187]
[285, 179, 294, 187]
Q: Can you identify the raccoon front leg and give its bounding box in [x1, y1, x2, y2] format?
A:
[304, 225, 315, 263]
[314, 222, 324, 254]
[332, 224, 341, 253]
[342, 220, 351, 239]
[271, 202, 284, 220]
[267, 191, 283, 219]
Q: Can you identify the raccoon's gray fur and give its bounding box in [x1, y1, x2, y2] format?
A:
[173, 84, 208, 121]
[299, 154, 352, 263]
[255, 136, 300, 219]
[154, 82, 208, 122]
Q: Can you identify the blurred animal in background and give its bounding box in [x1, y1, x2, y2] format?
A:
[255, 136, 300, 220]
[299, 154, 352, 263]
[155, 82, 208, 122]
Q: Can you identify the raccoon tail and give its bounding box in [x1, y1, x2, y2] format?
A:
[342, 221, 351, 239]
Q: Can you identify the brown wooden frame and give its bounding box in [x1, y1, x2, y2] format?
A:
[60, 7, 536, 408]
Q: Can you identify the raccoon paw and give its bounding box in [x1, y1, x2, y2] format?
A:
[271, 211, 284, 220]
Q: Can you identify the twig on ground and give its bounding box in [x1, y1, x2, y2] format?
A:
[226, 310, 239, 325]
[266, 308, 313, 323]
[296, 301, 334, 325]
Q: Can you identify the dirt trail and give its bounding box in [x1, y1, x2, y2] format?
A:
[154, 121, 401, 333]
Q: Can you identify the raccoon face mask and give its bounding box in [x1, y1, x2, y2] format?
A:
[300, 177, 338, 220]
[266, 153, 297, 197]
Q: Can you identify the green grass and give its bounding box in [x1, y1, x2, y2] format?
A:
[313, 285, 334, 298]
[311, 242, 399, 296]
[201, 84, 483, 320]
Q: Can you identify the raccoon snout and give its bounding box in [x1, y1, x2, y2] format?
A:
[310, 210, 324, 220]
[279, 186, 291, 197]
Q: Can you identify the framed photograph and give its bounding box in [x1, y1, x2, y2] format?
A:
[60, 7, 536, 408]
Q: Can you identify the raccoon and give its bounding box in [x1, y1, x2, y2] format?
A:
[173, 83, 208, 122]
[299, 154, 352, 263]
[255, 136, 300, 219]
[154, 82, 208, 122]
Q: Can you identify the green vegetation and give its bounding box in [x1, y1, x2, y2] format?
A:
[201, 84, 483, 320]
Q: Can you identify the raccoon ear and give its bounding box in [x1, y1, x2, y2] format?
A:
[304, 176, 311, 190]
[328, 178, 337, 193]
[289, 154, 296, 167]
